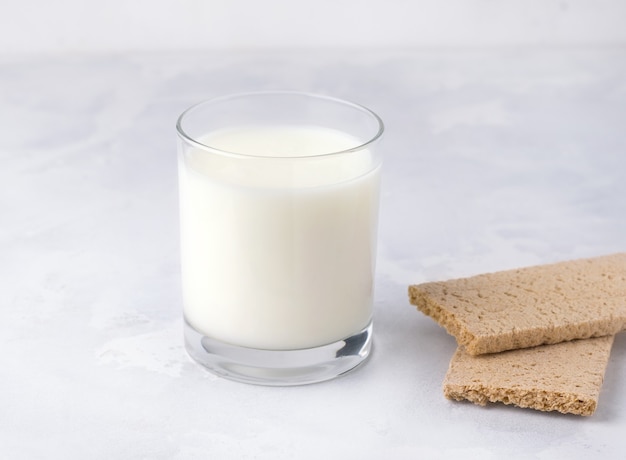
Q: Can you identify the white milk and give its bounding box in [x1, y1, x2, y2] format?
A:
[178, 125, 381, 350]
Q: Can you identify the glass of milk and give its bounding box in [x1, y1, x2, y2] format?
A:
[176, 92, 384, 385]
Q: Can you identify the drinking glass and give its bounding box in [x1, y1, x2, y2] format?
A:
[176, 91, 384, 385]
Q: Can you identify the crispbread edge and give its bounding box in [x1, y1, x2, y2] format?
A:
[443, 382, 598, 416]
[408, 284, 477, 349]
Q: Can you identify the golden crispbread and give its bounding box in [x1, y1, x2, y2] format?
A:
[409, 253, 626, 355]
[443, 336, 615, 416]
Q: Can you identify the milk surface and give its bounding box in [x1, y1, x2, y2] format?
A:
[179, 125, 380, 350]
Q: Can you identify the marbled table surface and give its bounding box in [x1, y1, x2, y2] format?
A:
[1, 48, 625, 459]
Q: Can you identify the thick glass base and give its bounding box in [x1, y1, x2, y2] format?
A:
[184, 320, 372, 386]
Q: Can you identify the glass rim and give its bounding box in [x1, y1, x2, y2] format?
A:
[176, 91, 385, 160]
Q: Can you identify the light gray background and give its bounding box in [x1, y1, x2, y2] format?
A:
[2, 0, 626, 53]
[1, 2, 625, 459]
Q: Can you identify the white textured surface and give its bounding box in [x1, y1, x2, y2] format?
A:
[3, 0, 626, 53]
[1, 48, 625, 459]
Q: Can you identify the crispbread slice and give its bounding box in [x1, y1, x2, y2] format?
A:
[443, 335, 615, 416]
[409, 253, 626, 355]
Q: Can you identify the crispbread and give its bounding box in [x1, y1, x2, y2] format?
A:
[443, 335, 615, 416]
[408, 253, 626, 355]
